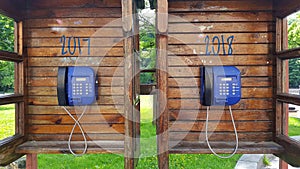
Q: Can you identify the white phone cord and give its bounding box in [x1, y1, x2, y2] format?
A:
[63, 106, 88, 156]
[205, 106, 239, 158]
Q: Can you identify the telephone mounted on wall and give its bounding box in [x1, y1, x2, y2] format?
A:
[57, 66, 98, 106]
[200, 66, 241, 158]
[200, 66, 241, 106]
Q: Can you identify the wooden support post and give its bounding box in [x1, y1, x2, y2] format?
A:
[156, 0, 169, 168]
[122, 0, 135, 168]
[26, 154, 37, 169]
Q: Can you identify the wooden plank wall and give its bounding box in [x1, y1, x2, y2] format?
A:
[24, 0, 126, 145]
[167, 0, 275, 145]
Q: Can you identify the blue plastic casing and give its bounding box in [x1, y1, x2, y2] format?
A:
[66, 66, 97, 106]
[200, 66, 241, 106]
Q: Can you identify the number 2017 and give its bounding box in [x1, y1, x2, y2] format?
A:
[204, 35, 234, 56]
[60, 36, 91, 56]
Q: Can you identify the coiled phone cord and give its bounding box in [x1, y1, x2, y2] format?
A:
[205, 106, 238, 158]
[63, 106, 88, 156]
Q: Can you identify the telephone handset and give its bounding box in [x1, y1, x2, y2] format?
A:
[57, 66, 98, 106]
[200, 66, 241, 106]
[200, 66, 241, 159]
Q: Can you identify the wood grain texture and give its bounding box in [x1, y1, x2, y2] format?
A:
[168, 0, 272, 12]
[169, 33, 274, 44]
[28, 105, 124, 115]
[22, 0, 132, 159]
[168, 99, 272, 110]
[169, 132, 273, 142]
[169, 141, 283, 154]
[0, 136, 26, 166]
[169, 12, 273, 23]
[16, 141, 124, 154]
[26, 0, 121, 9]
[26, 8, 122, 19]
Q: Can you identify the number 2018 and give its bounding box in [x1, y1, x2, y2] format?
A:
[204, 35, 234, 56]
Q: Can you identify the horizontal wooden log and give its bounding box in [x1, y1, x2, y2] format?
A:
[168, 55, 272, 66]
[28, 67, 124, 77]
[28, 86, 124, 96]
[168, 0, 272, 12]
[27, 0, 121, 9]
[169, 132, 273, 142]
[0, 136, 26, 166]
[275, 135, 300, 167]
[169, 22, 275, 33]
[25, 38, 123, 47]
[25, 28, 123, 38]
[28, 77, 124, 87]
[168, 66, 272, 77]
[25, 8, 122, 19]
[28, 114, 125, 125]
[276, 47, 300, 60]
[169, 110, 273, 121]
[168, 99, 272, 110]
[28, 57, 124, 67]
[28, 133, 124, 141]
[168, 33, 274, 44]
[169, 12, 273, 23]
[28, 96, 124, 105]
[0, 0, 23, 21]
[28, 124, 124, 134]
[28, 105, 123, 115]
[168, 77, 272, 87]
[0, 94, 24, 105]
[168, 87, 272, 99]
[0, 51, 23, 62]
[27, 47, 123, 57]
[169, 121, 273, 132]
[274, 0, 300, 18]
[16, 141, 124, 154]
[277, 93, 300, 105]
[168, 44, 272, 55]
[169, 141, 283, 154]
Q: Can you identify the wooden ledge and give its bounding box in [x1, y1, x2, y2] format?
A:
[169, 141, 284, 154]
[16, 141, 124, 154]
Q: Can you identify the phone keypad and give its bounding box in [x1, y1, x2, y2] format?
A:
[218, 83, 239, 96]
[72, 83, 92, 96]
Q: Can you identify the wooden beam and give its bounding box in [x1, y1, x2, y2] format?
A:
[277, 93, 300, 105]
[123, 0, 135, 168]
[276, 47, 300, 60]
[156, 0, 169, 168]
[274, 0, 300, 18]
[0, 0, 23, 21]
[26, 154, 37, 169]
[0, 51, 23, 62]
[0, 94, 23, 105]
[0, 135, 25, 166]
[275, 135, 300, 167]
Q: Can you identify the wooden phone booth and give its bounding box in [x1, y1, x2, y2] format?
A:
[0, 0, 140, 168]
[155, 0, 300, 168]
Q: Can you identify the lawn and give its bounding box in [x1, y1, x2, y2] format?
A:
[289, 117, 300, 136]
[0, 104, 15, 140]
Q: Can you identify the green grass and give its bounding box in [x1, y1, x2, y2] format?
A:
[289, 117, 300, 136]
[0, 104, 15, 140]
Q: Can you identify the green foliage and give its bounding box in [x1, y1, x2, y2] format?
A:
[263, 155, 271, 166]
[288, 13, 300, 88]
[0, 14, 15, 92]
[0, 14, 14, 52]
[288, 117, 300, 136]
[139, 10, 156, 84]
